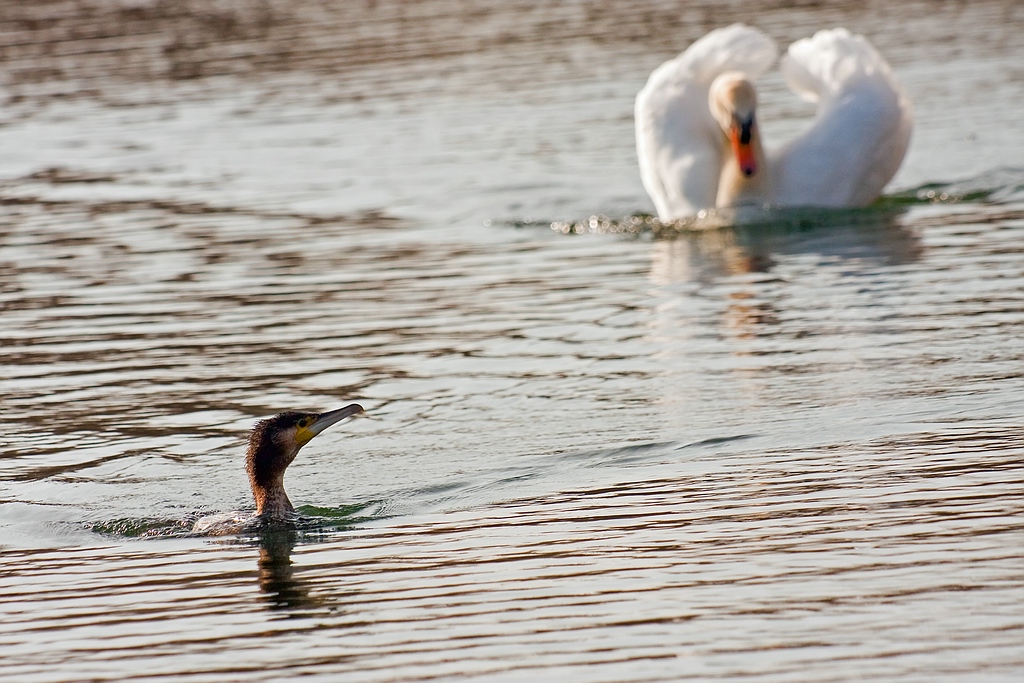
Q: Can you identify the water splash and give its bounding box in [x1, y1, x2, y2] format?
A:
[540, 169, 1024, 238]
[90, 500, 387, 541]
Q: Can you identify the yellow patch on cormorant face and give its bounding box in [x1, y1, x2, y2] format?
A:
[293, 416, 316, 446]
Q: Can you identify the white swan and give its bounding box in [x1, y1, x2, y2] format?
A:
[635, 24, 913, 221]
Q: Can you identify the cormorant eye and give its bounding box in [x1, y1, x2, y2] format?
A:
[299, 417, 312, 428]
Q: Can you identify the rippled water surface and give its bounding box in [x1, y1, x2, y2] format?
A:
[2, 1, 1023, 681]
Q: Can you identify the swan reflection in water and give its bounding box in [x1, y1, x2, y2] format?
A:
[647, 206, 921, 344]
[649, 206, 920, 284]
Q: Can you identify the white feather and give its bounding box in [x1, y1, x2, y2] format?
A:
[635, 25, 777, 219]
[635, 25, 913, 220]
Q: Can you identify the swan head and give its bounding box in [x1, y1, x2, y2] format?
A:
[709, 72, 759, 177]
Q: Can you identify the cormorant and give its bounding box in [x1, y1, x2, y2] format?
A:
[245, 404, 363, 519]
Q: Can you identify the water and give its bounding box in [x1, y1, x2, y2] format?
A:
[2, 1, 1023, 680]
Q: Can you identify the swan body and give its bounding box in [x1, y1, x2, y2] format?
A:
[635, 24, 912, 221]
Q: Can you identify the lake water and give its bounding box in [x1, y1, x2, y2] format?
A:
[1, 1, 1023, 681]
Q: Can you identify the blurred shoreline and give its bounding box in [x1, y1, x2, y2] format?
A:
[2, 0, 1020, 103]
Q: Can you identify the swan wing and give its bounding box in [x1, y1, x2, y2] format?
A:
[636, 24, 777, 220]
[772, 28, 913, 207]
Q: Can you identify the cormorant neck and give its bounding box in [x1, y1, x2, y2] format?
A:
[253, 479, 294, 519]
[246, 426, 299, 520]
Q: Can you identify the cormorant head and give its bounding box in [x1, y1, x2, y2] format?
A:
[245, 403, 363, 518]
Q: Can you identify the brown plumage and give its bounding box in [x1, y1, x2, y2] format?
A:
[245, 404, 363, 519]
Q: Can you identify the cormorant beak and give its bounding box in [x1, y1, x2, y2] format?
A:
[296, 403, 364, 445]
[730, 116, 757, 177]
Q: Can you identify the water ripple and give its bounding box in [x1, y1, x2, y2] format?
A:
[2, 426, 1022, 681]
[1, 1, 1023, 680]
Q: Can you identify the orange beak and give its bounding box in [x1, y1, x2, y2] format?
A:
[730, 122, 757, 177]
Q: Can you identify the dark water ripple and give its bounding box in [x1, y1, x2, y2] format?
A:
[2, 170, 1023, 680]
[1, 185, 1022, 620]
[2, 426, 1022, 681]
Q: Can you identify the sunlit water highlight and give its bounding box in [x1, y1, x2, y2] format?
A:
[1, 1, 1023, 681]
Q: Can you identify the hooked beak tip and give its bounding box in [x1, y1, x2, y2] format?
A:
[307, 403, 364, 438]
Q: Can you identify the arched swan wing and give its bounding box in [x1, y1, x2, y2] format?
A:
[635, 24, 777, 220]
[772, 28, 912, 207]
